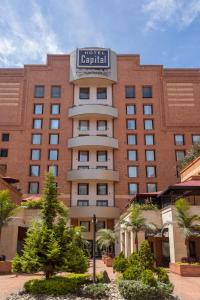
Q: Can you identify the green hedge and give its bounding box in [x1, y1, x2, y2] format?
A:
[24, 274, 90, 295]
[113, 252, 128, 273]
[82, 283, 109, 299]
[21, 198, 43, 209]
[118, 280, 173, 300]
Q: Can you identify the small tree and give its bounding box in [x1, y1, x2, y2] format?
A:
[0, 190, 17, 237]
[96, 229, 117, 256]
[175, 198, 200, 257]
[12, 172, 89, 278]
[138, 240, 154, 270]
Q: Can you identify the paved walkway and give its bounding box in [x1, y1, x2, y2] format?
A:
[0, 260, 200, 299]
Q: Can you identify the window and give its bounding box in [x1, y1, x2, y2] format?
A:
[34, 85, 44, 98]
[97, 183, 108, 195]
[32, 134, 42, 145]
[51, 86, 61, 98]
[96, 221, 106, 231]
[78, 151, 89, 162]
[126, 105, 136, 115]
[49, 134, 59, 145]
[79, 120, 89, 131]
[127, 150, 137, 161]
[146, 166, 156, 178]
[51, 104, 60, 115]
[31, 149, 41, 160]
[142, 86, 152, 98]
[77, 200, 89, 207]
[2, 133, 9, 142]
[125, 86, 135, 98]
[128, 183, 138, 195]
[127, 134, 137, 145]
[33, 119, 42, 129]
[78, 166, 89, 169]
[145, 150, 155, 161]
[97, 87, 107, 99]
[48, 165, 58, 176]
[174, 134, 184, 145]
[30, 165, 40, 176]
[28, 182, 39, 194]
[97, 120, 107, 131]
[96, 166, 108, 169]
[127, 119, 136, 130]
[176, 150, 185, 161]
[34, 104, 43, 115]
[96, 200, 108, 207]
[97, 151, 107, 162]
[144, 119, 154, 130]
[147, 183, 157, 192]
[49, 149, 58, 160]
[50, 119, 60, 129]
[144, 134, 154, 145]
[192, 135, 200, 144]
[143, 104, 153, 115]
[79, 87, 89, 99]
[128, 166, 138, 177]
[80, 221, 90, 232]
[78, 183, 89, 195]
[0, 149, 8, 157]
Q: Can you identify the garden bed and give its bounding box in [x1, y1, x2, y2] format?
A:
[170, 263, 200, 277]
[0, 261, 12, 274]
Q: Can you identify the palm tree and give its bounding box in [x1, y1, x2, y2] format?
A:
[175, 198, 200, 257]
[96, 228, 117, 256]
[121, 204, 157, 252]
[0, 190, 17, 238]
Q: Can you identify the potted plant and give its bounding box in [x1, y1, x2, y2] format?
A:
[96, 229, 117, 267]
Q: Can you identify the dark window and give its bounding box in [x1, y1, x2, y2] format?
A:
[145, 150, 155, 161]
[176, 150, 185, 161]
[96, 221, 106, 231]
[97, 151, 107, 162]
[32, 134, 42, 145]
[128, 166, 138, 177]
[174, 134, 184, 145]
[49, 149, 59, 160]
[30, 165, 40, 176]
[50, 119, 60, 129]
[31, 149, 41, 160]
[79, 120, 89, 131]
[97, 88, 107, 99]
[78, 151, 89, 162]
[49, 134, 59, 145]
[78, 166, 89, 169]
[147, 183, 157, 192]
[96, 200, 108, 207]
[77, 200, 89, 207]
[192, 135, 200, 144]
[125, 86, 135, 98]
[2, 133, 9, 142]
[126, 105, 136, 115]
[51, 86, 61, 98]
[32, 119, 43, 129]
[79, 87, 89, 99]
[28, 182, 39, 194]
[144, 134, 154, 145]
[97, 120, 107, 131]
[146, 166, 156, 178]
[127, 134, 137, 145]
[143, 104, 153, 115]
[97, 183, 108, 195]
[96, 166, 108, 169]
[80, 221, 90, 232]
[144, 119, 154, 130]
[127, 119, 136, 130]
[34, 85, 44, 98]
[142, 86, 152, 98]
[48, 165, 58, 176]
[51, 104, 60, 115]
[0, 149, 8, 157]
[34, 104, 43, 115]
[128, 183, 138, 195]
[127, 150, 137, 161]
[78, 183, 89, 195]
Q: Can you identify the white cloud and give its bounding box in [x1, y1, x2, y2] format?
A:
[143, 0, 200, 30]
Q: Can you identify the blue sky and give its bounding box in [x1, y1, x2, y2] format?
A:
[0, 0, 200, 68]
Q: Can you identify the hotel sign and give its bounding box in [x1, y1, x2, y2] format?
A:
[77, 48, 110, 69]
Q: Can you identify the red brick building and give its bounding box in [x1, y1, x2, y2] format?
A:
[0, 48, 200, 237]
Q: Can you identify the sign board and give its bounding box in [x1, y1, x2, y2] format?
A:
[76, 48, 110, 69]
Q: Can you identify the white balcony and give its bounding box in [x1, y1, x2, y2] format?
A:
[67, 169, 119, 182]
[68, 136, 118, 149]
[68, 104, 118, 119]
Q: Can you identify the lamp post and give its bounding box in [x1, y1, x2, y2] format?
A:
[92, 214, 96, 283]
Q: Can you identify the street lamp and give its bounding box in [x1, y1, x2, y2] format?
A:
[92, 214, 96, 283]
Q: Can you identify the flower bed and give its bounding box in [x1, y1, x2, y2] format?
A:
[170, 263, 200, 277]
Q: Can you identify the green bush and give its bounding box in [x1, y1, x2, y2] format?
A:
[21, 198, 43, 209]
[123, 265, 141, 280]
[138, 240, 154, 270]
[155, 267, 170, 284]
[118, 280, 174, 300]
[82, 283, 109, 299]
[64, 244, 89, 273]
[128, 252, 140, 267]
[24, 274, 90, 295]
[141, 269, 157, 287]
[113, 252, 128, 273]
[96, 271, 110, 283]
